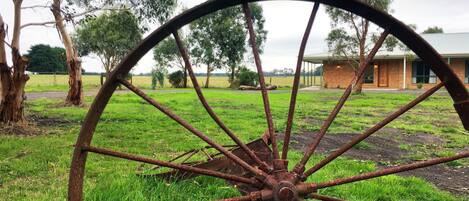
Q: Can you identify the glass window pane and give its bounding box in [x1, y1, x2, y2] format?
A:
[412, 61, 434, 84]
[364, 65, 374, 83]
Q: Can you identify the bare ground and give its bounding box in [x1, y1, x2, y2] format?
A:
[0, 115, 72, 136]
[277, 129, 469, 196]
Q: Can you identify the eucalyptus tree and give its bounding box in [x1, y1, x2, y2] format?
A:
[153, 36, 191, 88]
[189, 3, 267, 88]
[325, 0, 396, 93]
[0, 0, 30, 123]
[74, 10, 143, 74]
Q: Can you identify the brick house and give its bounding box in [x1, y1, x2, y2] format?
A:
[304, 33, 469, 90]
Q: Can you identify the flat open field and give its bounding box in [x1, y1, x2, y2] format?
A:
[1, 90, 468, 200]
[25, 74, 323, 92]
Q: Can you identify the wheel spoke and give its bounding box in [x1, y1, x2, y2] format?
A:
[293, 30, 390, 174]
[172, 31, 272, 172]
[313, 151, 469, 189]
[307, 193, 346, 201]
[303, 82, 444, 178]
[242, 3, 280, 162]
[81, 145, 257, 185]
[118, 78, 267, 179]
[282, 3, 320, 160]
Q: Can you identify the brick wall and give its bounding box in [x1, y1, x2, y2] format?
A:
[322, 58, 469, 89]
[323, 60, 403, 89]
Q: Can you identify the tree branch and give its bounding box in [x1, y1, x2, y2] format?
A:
[3, 39, 13, 49]
[21, 4, 50, 10]
[20, 21, 56, 29]
[349, 12, 361, 42]
[20, 6, 101, 29]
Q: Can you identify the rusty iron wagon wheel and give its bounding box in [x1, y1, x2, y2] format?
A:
[68, 0, 469, 200]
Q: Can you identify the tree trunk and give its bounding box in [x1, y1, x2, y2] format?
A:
[352, 33, 367, 94]
[52, 0, 83, 106]
[205, 65, 211, 88]
[353, 70, 364, 94]
[352, 19, 370, 94]
[352, 60, 365, 94]
[0, 2, 29, 123]
[229, 66, 236, 88]
[0, 51, 29, 123]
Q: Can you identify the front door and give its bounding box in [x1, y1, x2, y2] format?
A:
[378, 63, 389, 87]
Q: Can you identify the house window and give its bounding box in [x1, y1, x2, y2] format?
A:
[363, 64, 374, 84]
[412, 61, 437, 84]
[464, 60, 469, 84]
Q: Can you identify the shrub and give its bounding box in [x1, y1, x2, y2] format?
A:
[168, 70, 184, 88]
[417, 83, 423, 89]
[235, 67, 258, 87]
[151, 67, 166, 89]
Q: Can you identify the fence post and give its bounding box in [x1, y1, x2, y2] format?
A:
[313, 64, 316, 86]
[53, 71, 57, 86]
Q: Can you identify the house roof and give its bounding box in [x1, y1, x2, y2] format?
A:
[304, 32, 469, 63]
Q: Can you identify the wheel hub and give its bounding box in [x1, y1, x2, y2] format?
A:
[273, 181, 298, 201]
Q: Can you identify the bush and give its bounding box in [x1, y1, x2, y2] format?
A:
[151, 67, 166, 89]
[417, 83, 423, 89]
[235, 67, 258, 87]
[168, 70, 185, 88]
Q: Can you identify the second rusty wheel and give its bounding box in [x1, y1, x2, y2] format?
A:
[68, 0, 469, 200]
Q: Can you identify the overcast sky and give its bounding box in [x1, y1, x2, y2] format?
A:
[2, 0, 469, 74]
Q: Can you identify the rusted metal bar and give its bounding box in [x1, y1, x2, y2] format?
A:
[151, 150, 198, 170]
[217, 195, 252, 201]
[242, 3, 280, 162]
[313, 151, 469, 189]
[217, 191, 264, 201]
[118, 78, 267, 179]
[303, 82, 444, 178]
[293, 30, 390, 175]
[282, 3, 320, 160]
[307, 194, 346, 201]
[81, 145, 256, 185]
[172, 31, 272, 172]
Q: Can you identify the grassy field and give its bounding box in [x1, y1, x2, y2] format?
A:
[25, 74, 323, 92]
[1, 90, 468, 200]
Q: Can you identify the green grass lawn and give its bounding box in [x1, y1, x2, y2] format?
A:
[25, 75, 322, 92]
[1, 90, 468, 200]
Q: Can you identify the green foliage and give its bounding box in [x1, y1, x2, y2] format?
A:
[25, 44, 67, 73]
[417, 83, 423, 89]
[151, 67, 166, 89]
[74, 10, 143, 73]
[153, 37, 184, 70]
[423, 26, 444, 34]
[235, 67, 258, 87]
[69, 0, 176, 26]
[153, 36, 189, 88]
[167, 70, 184, 88]
[187, 3, 267, 87]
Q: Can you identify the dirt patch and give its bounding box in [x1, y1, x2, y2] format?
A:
[277, 130, 468, 196]
[279, 132, 407, 162]
[399, 165, 469, 195]
[27, 114, 72, 127]
[0, 123, 41, 136]
[0, 115, 72, 136]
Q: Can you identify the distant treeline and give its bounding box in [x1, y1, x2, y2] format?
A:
[33, 67, 323, 77]
[136, 67, 323, 77]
